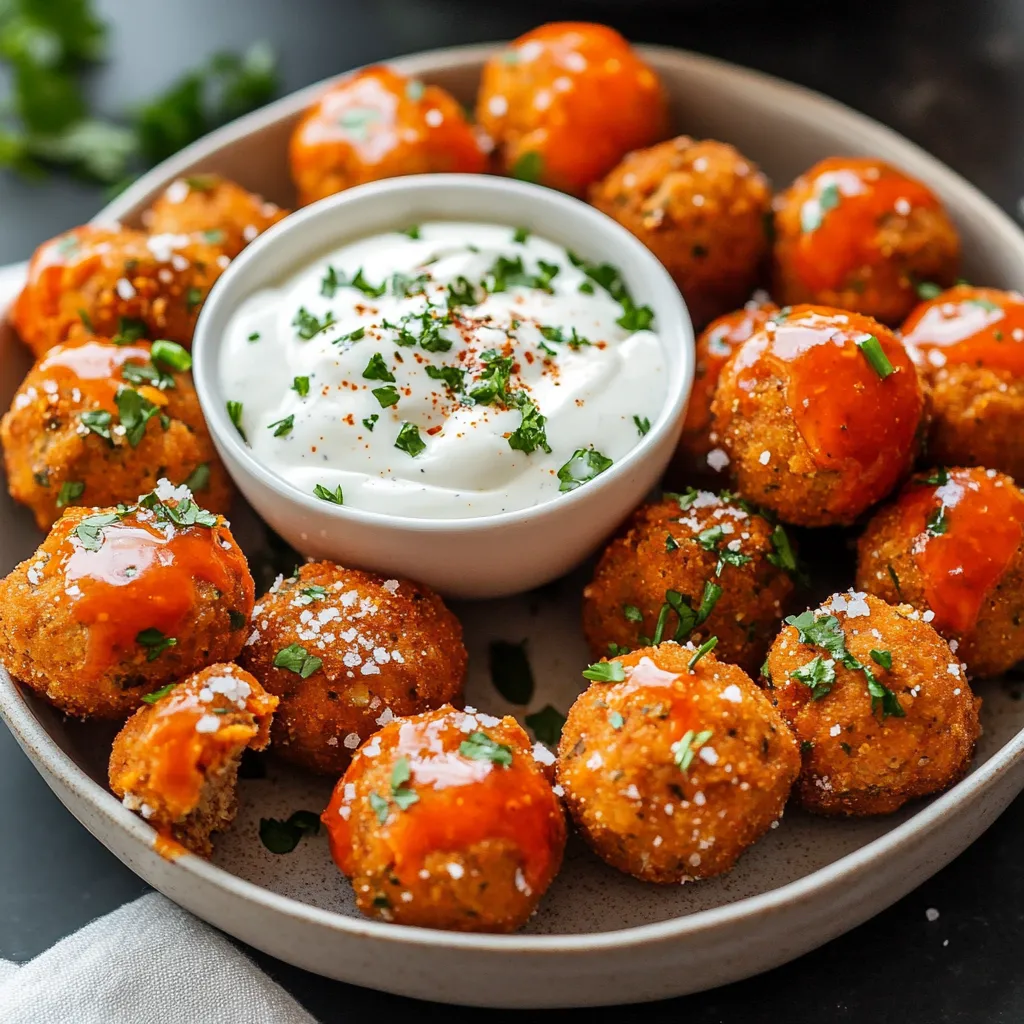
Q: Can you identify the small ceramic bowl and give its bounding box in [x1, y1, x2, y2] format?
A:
[192, 173, 693, 599]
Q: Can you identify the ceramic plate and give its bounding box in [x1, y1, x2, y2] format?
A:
[2, 44, 1024, 1009]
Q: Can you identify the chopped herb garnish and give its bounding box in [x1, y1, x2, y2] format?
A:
[136, 627, 177, 661]
[394, 422, 426, 457]
[926, 504, 948, 537]
[248, 331, 261, 342]
[297, 585, 327, 603]
[525, 704, 565, 745]
[578, 281, 595, 295]
[688, 636, 718, 671]
[867, 673, 905, 719]
[459, 731, 514, 767]
[389, 756, 419, 810]
[507, 393, 551, 455]
[185, 287, 203, 313]
[665, 534, 680, 552]
[967, 298, 1001, 313]
[887, 564, 904, 600]
[801, 182, 841, 233]
[919, 467, 950, 486]
[697, 524, 752, 576]
[390, 272, 429, 299]
[510, 150, 543, 183]
[292, 375, 310, 397]
[369, 792, 390, 825]
[608, 710, 625, 730]
[182, 463, 210, 493]
[73, 511, 119, 551]
[372, 385, 400, 409]
[343, 267, 387, 298]
[488, 639, 535, 704]
[336, 327, 365, 344]
[539, 324, 590, 348]
[113, 317, 147, 346]
[268, 415, 294, 437]
[916, 281, 943, 300]
[582, 660, 626, 683]
[150, 339, 191, 372]
[672, 728, 713, 773]
[857, 335, 895, 379]
[565, 249, 656, 333]
[446, 276, 479, 308]
[623, 604, 644, 623]
[400, 225, 421, 240]
[649, 582, 722, 645]
[362, 352, 395, 382]
[321, 266, 340, 297]
[273, 643, 322, 678]
[313, 483, 344, 505]
[616, 301, 655, 332]
[870, 649, 893, 670]
[292, 306, 336, 340]
[633, 415, 651, 437]
[80, 408, 113, 442]
[469, 350, 514, 406]
[512, 226, 530, 244]
[791, 654, 837, 700]
[425, 364, 465, 392]
[766, 523, 803, 582]
[141, 683, 177, 705]
[259, 811, 321, 854]
[228, 609, 247, 630]
[557, 447, 613, 492]
[226, 400, 246, 441]
[78, 309, 95, 332]
[338, 107, 381, 141]
[362, 414, 379, 432]
[114, 386, 159, 447]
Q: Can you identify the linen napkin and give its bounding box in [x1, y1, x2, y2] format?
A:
[0, 893, 318, 1024]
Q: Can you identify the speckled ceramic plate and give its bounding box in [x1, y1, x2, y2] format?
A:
[3, 44, 1024, 1009]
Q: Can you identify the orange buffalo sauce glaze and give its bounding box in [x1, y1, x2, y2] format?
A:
[893, 469, 1024, 635]
[729, 306, 922, 514]
[152, 833, 189, 861]
[42, 507, 246, 677]
[324, 711, 562, 892]
[791, 158, 940, 293]
[902, 286, 1024, 376]
[36, 337, 156, 413]
[618, 656, 700, 739]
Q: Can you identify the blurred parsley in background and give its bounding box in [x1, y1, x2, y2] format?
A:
[0, 0, 278, 189]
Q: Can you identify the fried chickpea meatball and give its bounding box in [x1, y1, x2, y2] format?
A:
[289, 66, 486, 206]
[477, 22, 667, 197]
[1, 334, 231, 530]
[109, 664, 277, 857]
[239, 563, 466, 774]
[902, 286, 1024, 480]
[11, 225, 227, 357]
[0, 485, 254, 719]
[764, 591, 979, 815]
[557, 643, 799, 883]
[712, 305, 925, 526]
[582, 490, 798, 676]
[772, 157, 960, 324]
[323, 704, 565, 932]
[142, 174, 288, 258]
[856, 466, 1024, 678]
[673, 297, 778, 479]
[590, 138, 772, 327]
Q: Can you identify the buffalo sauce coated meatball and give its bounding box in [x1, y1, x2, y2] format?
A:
[902, 286, 1024, 480]
[11, 225, 228, 357]
[590, 138, 772, 327]
[239, 562, 467, 775]
[711, 305, 925, 526]
[109, 664, 277, 857]
[764, 591, 979, 815]
[856, 466, 1024, 678]
[557, 643, 799, 884]
[0, 485, 254, 719]
[289, 66, 487, 206]
[323, 704, 566, 931]
[1, 334, 230, 529]
[772, 157, 960, 324]
[142, 174, 289, 258]
[673, 297, 778, 479]
[476, 22, 667, 197]
[582, 490, 799, 676]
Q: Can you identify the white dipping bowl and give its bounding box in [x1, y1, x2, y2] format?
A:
[192, 173, 693, 598]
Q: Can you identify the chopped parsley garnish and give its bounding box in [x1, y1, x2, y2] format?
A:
[525, 705, 565, 745]
[446, 276, 479, 308]
[459, 731, 514, 767]
[273, 643, 322, 678]
[616, 302, 655, 332]
[389, 756, 419, 811]
[647, 581, 722, 645]
[78, 309, 94, 332]
[887, 564, 904, 600]
[866, 672, 904, 720]
[425, 364, 465, 392]
[292, 375, 310, 397]
[343, 267, 387, 298]
[488, 639, 535, 704]
[539, 324, 589, 348]
[870, 649, 893, 670]
[510, 150, 543, 183]
[400, 225, 421, 240]
[338, 107, 381, 141]
[73, 511, 119, 551]
[362, 414, 379, 432]
[801, 182, 841, 233]
[623, 604, 644, 623]
[582, 660, 626, 683]
[578, 281, 595, 295]
[372, 385, 400, 408]
[150, 338, 191, 372]
[259, 811, 320, 854]
[313, 483, 344, 505]
[336, 327, 365, 344]
[508, 394, 551, 455]
[80, 408, 113, 442]
[369, 792, 390, 825]
[185, 287, 203, 313]
[791, 655, 837, 700]
[926, 504, 948, 537]
[136, 627, 177, 661]
[608, 710, 625, 730]
[321, 266, 340, 297]
[557, 447, 613, 492]
[633, 415, 651, 437]
[226, 400, 246, 441]
[268, 415, 294, 437]
[390, 272, 429, 299]
[121, 358, 174, 390]
[469, 350, 514, 406]
[512, 226, 530, 244]
[697, 524, 752, 575]
[665, 534, 680, 552]
[228, 609, 247, 630]
[362, 352, 395, 382]
[141, 683, 177, 705]
[565, 250, 656, 333]
[113, 317, 147, 346]
[182, 463, 209, 492]
[918, 467, 950, 486]
[967, 297, 1001, 313]
[114, 386, 159, 447]
[916, 281, 943, 300]
[135, 489, 218, 528]
[383, 309, 453, 352]
[688, 636, 718, 671]
[292, 306, 336, 339]
[857, 335, 895, 379]
[394, 422, 426, 457]
[672, 728, 713, 774]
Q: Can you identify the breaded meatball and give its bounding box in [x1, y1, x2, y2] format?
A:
[764, 591, 979, 815]
[557, 643, 799, 883]
[289, 66, 487, 206]
[142, 174, 289, 258]
[856, 466, 1024, 678]
[582, 489, 799, 675]
[477, 22, 667, 197]
[11, 225, 228, 357]
[902, 285, 1024, 480]
[239, 563, 466, 774]
[712, 305, 925, 526]
[323, 704, 565, 931]
[109, 663, 277, 857]
[0, 484, 254, 719]
[590, 138, 772, 327]
[673, 297, 778, 480]
[1, 334, 231, 530]
[772, 157, 960, 324]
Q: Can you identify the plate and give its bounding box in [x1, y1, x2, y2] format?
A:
[2, 44, 1024, 1009]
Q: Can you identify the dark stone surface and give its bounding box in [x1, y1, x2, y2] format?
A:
[2, 0, 1023, 1020]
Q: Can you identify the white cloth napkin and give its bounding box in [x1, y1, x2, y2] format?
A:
[0, 893, 318, 1024]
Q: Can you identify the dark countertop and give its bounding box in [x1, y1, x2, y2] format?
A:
[2, 0, 1023, 1020]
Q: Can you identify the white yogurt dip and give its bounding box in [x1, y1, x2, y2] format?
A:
[219, 221, 667, 518]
